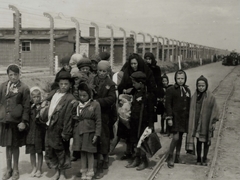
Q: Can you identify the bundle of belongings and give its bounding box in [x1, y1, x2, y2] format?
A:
[117, 94, 133, 129]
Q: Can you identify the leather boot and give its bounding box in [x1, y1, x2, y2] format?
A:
[167, 154, 174, 168]
[174, 154, 185, 164]
[126, 156, 141, 168]
[94, 161, 103, 179]
[136, 156, 149, 171]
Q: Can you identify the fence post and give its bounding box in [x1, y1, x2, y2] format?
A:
[119, 27, 126, 65]
[154, 36, 159, 62]
[178, 41, 181, 60]
[147, 33, 153, 53]
[165, 38, 169, 61]
[170, 39, 174, 61]
[107, 25, 114, 67]
[9, 5, 22, 68]
[43, 12, 55, 75]
[130, 31, 137, 53]
[71, 17, 80, 54]
[159, 36, 165, 61]
[138, 32, 145, 59]
[174, 39, 178, 61]
[90, 22, 99, 55]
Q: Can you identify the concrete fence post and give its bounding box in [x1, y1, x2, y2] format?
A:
[154, 35, 159, 62]
[90, 22, 99, 55]
[147, 33, 153, 53]
[71, 17, 80, 54]
[170, 39, 174, 61]
[165, 38, 170, 61]
[159, 36, 165, 61]
[138, 32, 145, 59]
[119, 27, 126, 65]
[9, 5, 22, 67]
[43, 12, 55, 75]
[107, 25, 114, 67]
[130, 31, 137, 53]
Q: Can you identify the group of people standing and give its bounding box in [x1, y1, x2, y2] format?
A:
[0, 51, 219, 180]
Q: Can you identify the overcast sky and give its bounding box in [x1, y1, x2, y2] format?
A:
[0, 0, 239, 52]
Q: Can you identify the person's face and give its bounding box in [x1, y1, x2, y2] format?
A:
[63, 64, 71, 72]
[176, 73, 185, 86]
[74, 77, 81, 85]
[145, 57, 152, 64]
[162, 78, 168, 87]
[58, 79, 71, 93]
[78, 90, 89, 103]
[8, 70, 20, 83]
[91, 61, 98, 71]
[31, 91, 41, 104]
[197, 80, 207, 93]
[132, 79, 142, 90]
[130, 58, 138, 71]
[79, 66, 90, 74]
[97, 68, 108, 79]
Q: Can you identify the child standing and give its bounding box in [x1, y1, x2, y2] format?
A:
[165, 69, 191, 168]
[186, 75, 219, 166]
[0, 64, 30, 180]
[44, 71, 76, 180]
[26, 87, 46, 177]
[72, 82, 101, 180]
[125, 71, 155, 171]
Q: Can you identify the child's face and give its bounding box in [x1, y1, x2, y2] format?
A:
[63, 64, 71, 72]
[8, 70, 20, 83]
[58, 79, 71, 93]
[132, 79, 142, 90]
[31, 91, 41, 104]
[97, 68, 108, 79]
[78, 90, 89, 103]
[176, 73, 185, 86]
[91, 61, 98, 71]
[79, 66, 90, 74]
[162, 78, 168, 87]
[197, 80, 207, 93]
[145, 57, 152, 65]
[130, 58, 138, 71]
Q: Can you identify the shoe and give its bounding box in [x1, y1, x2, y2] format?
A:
[174, 155, 185, 164]
[167, 154, 174, 168]
[136, 156, 149, 171]
[102, 161, 109, 169]
[2, 169, 12, 180]
[202, 158, 208, 166]
[76, 171, 82, 177]
[126, 156, 141, 168]
[11, 170, 19, 180]
[120, 153, 132, 160]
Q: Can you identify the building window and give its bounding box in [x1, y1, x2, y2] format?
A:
[101, 46, 107, 52]
[22, 41, 31, 52]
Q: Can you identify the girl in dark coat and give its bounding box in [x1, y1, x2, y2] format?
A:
[72, 83, 101, 180]
[93, 60, 116, 179]
[0, 64, 30, 180]
[165, 69, 191, 168]
[26, 87, 46, 178]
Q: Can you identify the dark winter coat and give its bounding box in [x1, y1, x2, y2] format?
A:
[44, 90, 76, 150]
[165, 70, 191, 133]
[93, 76, 116, 154]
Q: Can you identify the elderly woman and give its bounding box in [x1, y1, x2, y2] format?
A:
[117, 53, 157, 160]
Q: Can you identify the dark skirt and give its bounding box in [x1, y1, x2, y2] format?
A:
[0, 122, 27, 147]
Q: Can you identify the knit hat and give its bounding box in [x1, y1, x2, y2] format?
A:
[196, 75, 208, 91]
[69, 54, 83, 66]
[161, 73, 169, 83]
[60, 56, 71, 65]
[97, 60, 111, 71]
[57, 71, 72, 81]
[99, 52, 110, 60]
[78, 82, 92, 98]
[77, 58, 91, 69]
[90, 54, 101, 63]
[130, 71, 146, 84]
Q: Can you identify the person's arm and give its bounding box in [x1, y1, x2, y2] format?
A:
[97, 84, 116, 109]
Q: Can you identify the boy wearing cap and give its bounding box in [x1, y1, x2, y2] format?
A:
[0, 64, 30, 180]
[44, 71, 76, 180]
[125, 71, 156, 171]
[51, 56, 71, 90]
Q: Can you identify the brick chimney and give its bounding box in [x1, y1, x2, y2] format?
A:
[89, 27, 95, 37]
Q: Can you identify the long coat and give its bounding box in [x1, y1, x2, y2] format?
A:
[165, 84, 191, 133]
[93, 76, 116, 154]
[44, 90, 76, 150]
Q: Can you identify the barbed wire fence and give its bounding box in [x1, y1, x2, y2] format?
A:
[0, 3, 229, 75]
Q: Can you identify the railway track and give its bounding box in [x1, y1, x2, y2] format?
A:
[147, 66, 238, 180]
